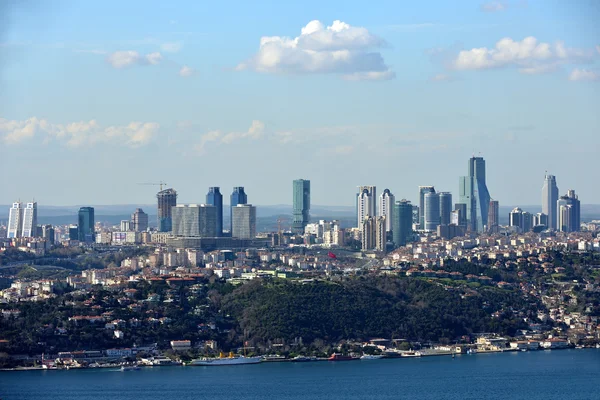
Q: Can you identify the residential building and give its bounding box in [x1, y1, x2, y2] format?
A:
[418, 186, 435, 229]
[488, 200, 499, 232]
[232, 204, 256, 239]
[379, 189, 395, 232]
[7, 202, 23, 238]
[361, 216, 376, 251]
[21, 202, 37, 238]
[357, 186, 376, 227]
[171, 204, 217, 237]
[131, 208, 148, 232]
[120, 220, 131, 232]
[206, 187, 223, 236]
[459, 156, 492, 232]
[157, 188, 177, 232]
[292, 179, 310, 234]
[230, 187, 248, 233]
[557, 190, 581, 232]
[533, 212, 548, 228]
[78, 207, 95, 243]
[375, 216, 386, 252]
[542, 174, 559, 230]
[392, 200, 413, 247]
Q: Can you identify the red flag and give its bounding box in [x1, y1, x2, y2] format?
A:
[328, 252, 337, 259]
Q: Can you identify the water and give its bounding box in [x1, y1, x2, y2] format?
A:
[1, 350, 599, 400]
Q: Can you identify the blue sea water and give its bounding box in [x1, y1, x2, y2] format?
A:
[1, 350, 599, 400]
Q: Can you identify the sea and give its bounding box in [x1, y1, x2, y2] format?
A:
[1, 349, 599, 400]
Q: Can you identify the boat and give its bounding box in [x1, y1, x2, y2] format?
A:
[360, 354, 384, 360]
[400, 351, 422, 358]
[190, 352, 262, 366]
[466, 348, 477, 355]
[262, 354, 286, 362]
[120, 365, 141, 371]
[292, 356, 318, 362]
[328, 353, 359, 361]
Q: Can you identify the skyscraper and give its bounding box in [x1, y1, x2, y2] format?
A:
[357, 186, 376, 227]
[78, 207, 95, 243]
[206, 187, 223, 236]
[393, 200, 413, 247]
[533, 213, 548, 228]
[378, 189, 395, 232]
[7, 202, 23, 238]
[424, 192, 440, 231]
[557, 190, 580, 232]
[232, 204, 256, 239]
[375, 216, 387, 252]
[439, 192, 453, 226]
[454, 203, 467, 228]
[42, 225, 55, 244]
[172, 204, 217, 237]
[361, 216, 376, 251]
[542, 174, 559, 230]
[459, 156, 491, 232]
[131, 208, 149, 232]
[488, 200, 499, 232]
[157, 188, 177, 232]
[230, 187, 248, 233]
[21, 202, 37, 238]
[418, 186, 435, 229]
[508, 207, 532, 233]
[292, 179, 310, 234]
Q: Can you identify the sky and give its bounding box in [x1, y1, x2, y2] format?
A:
[1, 0, 599, 207]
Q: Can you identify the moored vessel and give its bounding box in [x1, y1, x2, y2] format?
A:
[190, 352, 262, 366]
[360, 354, 384, 360]
[328, 353, 359, 361]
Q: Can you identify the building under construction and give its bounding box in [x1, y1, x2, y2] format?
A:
[157, 188, 177, 232]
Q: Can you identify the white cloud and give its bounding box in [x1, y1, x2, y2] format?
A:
[160, 42, 182, 53]
[0, 117, 159, 147]
[237, 20, 394, 81]
[195, 130, 222, 153]
[480, 1, 508, 12]
[179, 65, 195, 77]
[106, 50, 164, 68]
[194, 121, 266, 153]
[453, 37, 595, 74]
[568, 68, 599, 82]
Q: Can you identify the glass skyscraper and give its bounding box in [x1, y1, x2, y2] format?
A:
[458, 156, 491, 233]
[206, 187, 223, 236]
[424, 192, 441, 231]
[438, 192, 452, 226]
[230, 187, 248, 233]
[292, 179, 310, 234]
[78, 207, 95, 243]
[542, 174, 559, 230]
[157, 188, 177, 232]
[232, 204, 256, 239]
[171, 204, 217, 237]
[418, 186, 435, 229]
[393, 200, 413, 247]
[557, 190, 580, 232]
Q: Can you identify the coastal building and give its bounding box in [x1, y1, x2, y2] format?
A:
[459, 156, 492, 233]
[542, 174, 559, 230]
[206, 187, 224, 237]
[157, 188, 177, 232]
[292, 179, 310, 235]
[232, 204, 256, 239]
[357, 186, 376, 228]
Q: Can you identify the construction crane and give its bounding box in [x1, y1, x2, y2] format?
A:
[138, 181, 168, 191]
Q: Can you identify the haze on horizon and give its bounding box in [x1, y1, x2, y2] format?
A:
[1, 0, 598, 208]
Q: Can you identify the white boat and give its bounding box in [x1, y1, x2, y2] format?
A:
[292, 356, 318, 362]
[466, 348, 477, 355]
[190, 352, 262, 366]
[360, 354, 384, 360]
[401, 351, 422, 358]
[120, 365, 141, 371]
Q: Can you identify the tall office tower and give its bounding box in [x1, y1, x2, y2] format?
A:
[131, 208, 149, 232]
[120, 220, 131, 232]
[292, 179, 311, 235]
[439, 192, 453, 226]
[424, 192, 441, 231]
[459, 156, 491, 232]
[42, 225, 55, 244]
[361, 216, 377, 251]
[375, 216, 387, 252]
[78, 207, 95, 242]
[418, 186, 435, 229]
[509, 207, 523, 231]
[542, 174, 559, 230]
[378, 189, 395, 233]
[230, 187, 248, 233]
[522, 212, 533, 232]
[7, 202, 23, 238]
[487, 200, 499, 232]
[232, 204, 256, 239]
[157, 188, 177, 232]
[557, 190, 581, 232]
[206, 187, 223, 236]
[393, 200, 413, 247]
[411, 205, 419, 226]
[357, 186, 376, 227]
[171, 204, 217, 237]
[454, 203, 468, 227]
[21, 202, 37, 237]
[533, 212, 548, 228]
[68, 225, 79, 241]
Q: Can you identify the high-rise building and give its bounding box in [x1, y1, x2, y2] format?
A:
[120, 220, 131, 232]
[171, 204, 217, 237]
[131, 208, 149, 232]
[78, 207, 95, 243]
[292, 179, 310, 234]
[230, 187, 248, 233]
[424, 192, 440, 231]
[361, 216, 376, 251]
[206, 187, 223, 236]
[533, 212, 548, 228]
[21, 202, 37, 237]
[357, 186, 376, 227]
[439, 192, 453, 226]
[487, 200, 499, 232]
[454, 203, 467, 228]
[375, 216, 387, 252]
[557, 190, 580, 232]
[232, 204, 256, 239]
[7, 202, 23, 238]
[459, 156, 491, 232]
[379, 189, 395, 232]
[42, 225, 55, 244]
[393, 200, 413, 247]
[522, 212, 533, 232]
[508, 207, 532, 233]
[157, 188, 177, 232]
[418, 186, 435, 229]
[542, 174, 559, 230]
[68, 225, 79, 241]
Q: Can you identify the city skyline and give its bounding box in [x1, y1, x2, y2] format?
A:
[1, 1, 598, 207]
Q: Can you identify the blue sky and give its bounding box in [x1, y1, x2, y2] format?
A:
[1, 0, 599, 207]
